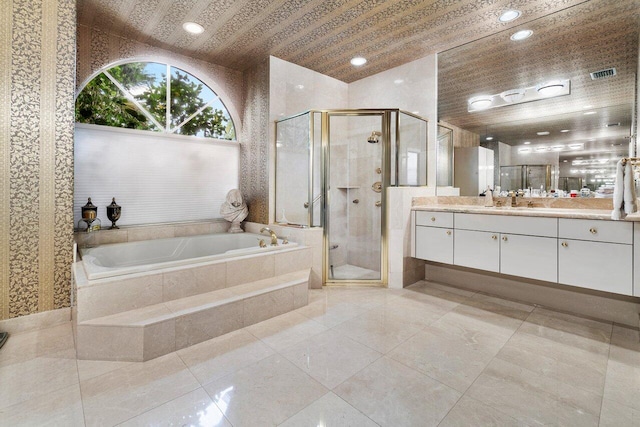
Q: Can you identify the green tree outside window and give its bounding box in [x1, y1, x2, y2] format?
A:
[75, 62, 236, 140]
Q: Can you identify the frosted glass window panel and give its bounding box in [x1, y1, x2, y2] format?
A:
[436, 126, 454, 186]
[74, 125, 239, 227]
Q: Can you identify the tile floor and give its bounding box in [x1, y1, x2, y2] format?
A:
[1, 280, 639, 426]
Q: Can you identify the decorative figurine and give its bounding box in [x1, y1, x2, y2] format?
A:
[78, 197, 101, 232]
[220, 189, 248, 233]
[106, 197, 122, 229]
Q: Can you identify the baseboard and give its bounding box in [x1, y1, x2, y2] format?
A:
[0, 307, 72, 335]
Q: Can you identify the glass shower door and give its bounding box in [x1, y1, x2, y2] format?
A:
[325, 112, 386, 283]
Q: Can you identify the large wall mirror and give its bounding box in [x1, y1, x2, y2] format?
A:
[437, 0, 639, 197]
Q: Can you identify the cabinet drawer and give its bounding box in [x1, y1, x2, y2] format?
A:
[415, 226, 453, 264]
[559, 218, 632, 244]
[455, 213, 557, 237]
[416, 211, 454, 228]
[558, 239, 632, 295]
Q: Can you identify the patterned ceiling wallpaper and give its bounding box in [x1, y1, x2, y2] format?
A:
[1, 0, 76, 319]
[76, 0, 589, 83]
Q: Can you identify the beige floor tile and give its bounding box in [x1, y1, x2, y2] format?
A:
[387, 324, 502, 393]
[280, 329, 381, 389]
[0, 323, 75, 367]
[246, 311, 328, 352]
[0, 351, 79, 410]
[599, 398, 640, 427]
[467, 358, 601, 426]
[439, 395, 523, 427]
[332, 309, 423, 354]
[80, 353, 200, 426]
[414, 281, 478, 298]
[76, 359, 134, 382]
[497, 330, 608, 395]
[119, 388, 231, 427]
[279, 392, 379, 427]
[324, 286, 407, 310]
[296, 300, 367, 328]
[0, 382, 84, 427]
[603, 325, 640, 411]
[177, 329, 275, 386]
[203, 354, 327, 426]
[520, 308, 612, 350]
[334, 357, 461, 427]
[379, 293, 453, 328]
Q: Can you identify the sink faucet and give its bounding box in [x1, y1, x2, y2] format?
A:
[260, 227, 278, 246]
[509, 191, 517, 207]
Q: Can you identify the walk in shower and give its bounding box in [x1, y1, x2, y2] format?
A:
[275, 109, 428, 285]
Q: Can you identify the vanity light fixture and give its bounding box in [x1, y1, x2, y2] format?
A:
[510, 29, 533, 41]
[182, 22, 204, 34]
[560, 129, 570, 133]
[485, 136, 494, 141]
[583, 105, 593, 109]
[535, 147, 549, 152]
[350, 57, 367, 66]
[551, 145, 564, 151]
[518, 147, 531, 153]
[568, 144, 583, 149]
[499, 10, 521, 22]
[584, 111, 597, 115]
[468, 95, 494, 110]
[536, 80, 567, 96]
[536, 131, 550, 136]
[394, 79, 404, 84]
[523, 141, 531, 145]
[467, 79, 570, 112]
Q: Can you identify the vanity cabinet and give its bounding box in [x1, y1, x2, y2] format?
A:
[558, 219, 633, 295]
[413, 210, 635, 296]
[414, 211, 453, 264]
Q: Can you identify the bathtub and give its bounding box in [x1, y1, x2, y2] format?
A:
[80, 232, 297, 280]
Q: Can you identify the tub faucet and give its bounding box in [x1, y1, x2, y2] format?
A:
[260, 227, 278, 246]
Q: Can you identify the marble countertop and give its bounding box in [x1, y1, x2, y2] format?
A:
[412, 204, 640, 221]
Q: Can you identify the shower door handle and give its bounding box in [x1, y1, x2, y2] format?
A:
[375, 201, 381, 207]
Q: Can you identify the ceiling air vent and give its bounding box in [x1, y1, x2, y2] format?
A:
[590, 68, 617, 80]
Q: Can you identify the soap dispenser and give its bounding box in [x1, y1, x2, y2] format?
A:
[484, 186, 494, 207]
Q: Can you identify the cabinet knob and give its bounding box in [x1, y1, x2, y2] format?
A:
[561, 241, 568, 247]
[446, 230, 452, 235]
[502, 236, 508, 242]
[431, 217, 436, 222]
[589, 227, 597, 234]
[491, 235, 498, 240]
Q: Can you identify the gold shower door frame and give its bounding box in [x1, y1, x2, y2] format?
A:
[321, 110, 391, 287]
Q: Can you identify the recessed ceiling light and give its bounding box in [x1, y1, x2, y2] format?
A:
[563, 160, 568, 162]
[536, 131, 550, 136]
[510, 29, 532, 41]
[499, 10, 521, 22]
[560, 129, 570, 133]
[350, 57, 367, 66]
[584, 111, 597, 115]
[523, 141, 531, 145]
[182, 22, 204, 34]
[486, 136, 494, 141]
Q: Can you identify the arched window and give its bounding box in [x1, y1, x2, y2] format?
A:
[76, 61, 236, 140]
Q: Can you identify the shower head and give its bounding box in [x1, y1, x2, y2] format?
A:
[368, 131, 382, 143]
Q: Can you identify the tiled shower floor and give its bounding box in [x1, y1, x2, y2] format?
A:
[331, 264, 379, 280]
[0, 281, 639, 426]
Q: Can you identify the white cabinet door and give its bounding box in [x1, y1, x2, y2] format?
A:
[558, 239, 633, 295]
[454, 229, 500, 272]
[500, 234, 557, 282]
[415, 226, 453, 264]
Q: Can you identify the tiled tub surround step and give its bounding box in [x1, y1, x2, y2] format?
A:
[75, 246, 312, 322]
[76, 269, 311, 362]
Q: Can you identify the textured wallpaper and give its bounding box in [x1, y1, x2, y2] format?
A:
[0, 0, 76, 319]
[240, 59, 270, 224]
